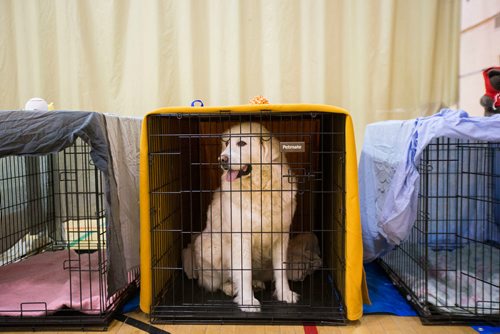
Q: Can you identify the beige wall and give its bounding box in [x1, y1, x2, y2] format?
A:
[459, 0, 500, 116]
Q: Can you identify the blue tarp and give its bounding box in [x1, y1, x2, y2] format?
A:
[363, 262, 417, 316]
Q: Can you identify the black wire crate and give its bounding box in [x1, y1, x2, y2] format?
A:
[140, 106, 366, 324]
[0, 138, 136, 330]
[380, 137, 500, 325]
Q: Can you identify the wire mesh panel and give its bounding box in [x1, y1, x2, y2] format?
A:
[380, 138, 500, 325]
[0, 139, 135, 329]
[146, 112, 348, 324]
[0, 155, 54, 264]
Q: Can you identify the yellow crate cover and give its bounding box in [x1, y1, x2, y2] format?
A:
[139, 104, 369, 321]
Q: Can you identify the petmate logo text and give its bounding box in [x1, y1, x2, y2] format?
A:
[280, 142, 305, 152]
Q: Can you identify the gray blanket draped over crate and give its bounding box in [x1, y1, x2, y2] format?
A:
[0, 110, 135, 294]
[104, 114, 142, 277]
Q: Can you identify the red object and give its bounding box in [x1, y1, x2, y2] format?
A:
[483, 67, 500, 108]
[303, 324, 319, 334]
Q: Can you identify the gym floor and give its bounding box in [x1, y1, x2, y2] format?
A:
[100, 310, 477, 334]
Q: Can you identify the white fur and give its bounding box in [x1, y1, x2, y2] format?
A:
[192, 122, 299, 312]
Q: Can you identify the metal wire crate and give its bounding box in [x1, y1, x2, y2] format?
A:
[140, 105, 366, 324]
[380, 137, 500, 325]
[0, 139, 137, 330]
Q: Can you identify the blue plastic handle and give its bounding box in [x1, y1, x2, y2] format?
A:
[191, 100, 204, 107]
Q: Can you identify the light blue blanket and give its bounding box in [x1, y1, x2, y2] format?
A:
[360, 109, 500, 262]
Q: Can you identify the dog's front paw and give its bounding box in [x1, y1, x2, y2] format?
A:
[235, 296, 261, 312]
[275, 289, 300, 304]
[222, 281, 236, 297]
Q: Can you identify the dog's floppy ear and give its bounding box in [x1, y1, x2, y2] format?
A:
[262, 135, 282, 162]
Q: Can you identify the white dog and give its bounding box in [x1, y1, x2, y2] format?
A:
[191, 122, 299, 312]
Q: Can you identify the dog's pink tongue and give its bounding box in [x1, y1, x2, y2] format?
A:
[226, 170, 239, 182]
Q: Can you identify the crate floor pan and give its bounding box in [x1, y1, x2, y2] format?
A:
[378, 259, 499, 326]
[151, 270, 345, 324]
[0, 283, 138, 331]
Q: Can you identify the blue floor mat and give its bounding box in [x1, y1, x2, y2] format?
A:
[121, 291, 140, 313]
[363, 262, 417, 316]
[471, 325, 500, 334]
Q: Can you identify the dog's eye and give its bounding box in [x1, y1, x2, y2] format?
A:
[223, 140, 229, 147]
[236, 141, 247, 147]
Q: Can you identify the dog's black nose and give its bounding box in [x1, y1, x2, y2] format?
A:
[219, 155, 229, 170]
